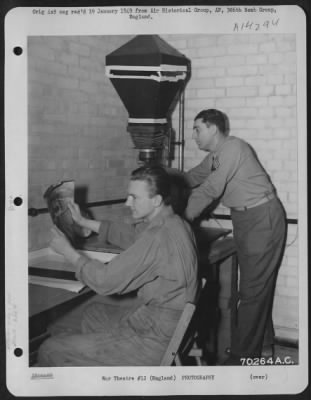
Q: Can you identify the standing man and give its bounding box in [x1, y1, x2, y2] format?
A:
[184, 109, 286, 365]
[38, 166, 199, 366]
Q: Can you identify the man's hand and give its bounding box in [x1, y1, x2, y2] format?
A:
[68, 201, 84, 226]
[68, 201, 101, 234]
[50, 226, 80, 264]
[50, 225, 72, 255]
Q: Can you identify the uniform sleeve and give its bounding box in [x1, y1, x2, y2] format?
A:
[185, 141, 243, 220]
[185, 154, 213, 187]
[96, 220, 140, 250]
[75, 230, 161, 296]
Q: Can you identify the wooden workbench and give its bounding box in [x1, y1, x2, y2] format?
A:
[29, 285, 94, 365]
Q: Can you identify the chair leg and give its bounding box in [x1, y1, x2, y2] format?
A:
[175, 354, 182, 366]
[191, 342, 204, 365]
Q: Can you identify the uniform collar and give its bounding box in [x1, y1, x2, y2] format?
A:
[146, 205, 174, 229]
[212, 134, 229, 154]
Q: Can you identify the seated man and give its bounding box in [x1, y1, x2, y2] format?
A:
[38, 166, 199, 366]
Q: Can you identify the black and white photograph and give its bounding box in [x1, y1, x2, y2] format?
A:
[4, 3, 308, 397]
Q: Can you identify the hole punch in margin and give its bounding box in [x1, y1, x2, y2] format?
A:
[13, 47, 23, 56]
[14, 348, 23, 357]
[14, 197, 23, 206]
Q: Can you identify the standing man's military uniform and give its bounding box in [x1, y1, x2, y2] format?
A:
[185, 135, 286, 361]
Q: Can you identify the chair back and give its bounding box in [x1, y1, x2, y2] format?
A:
[160, 278, 206, 366]
[160, 302, 196, 366]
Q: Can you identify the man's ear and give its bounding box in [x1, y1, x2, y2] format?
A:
[153, 194, 163, 208]
[210, 124, 217, 136]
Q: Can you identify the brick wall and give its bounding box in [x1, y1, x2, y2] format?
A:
[28, 35, 137, 250]
[165, 33, 298, 340]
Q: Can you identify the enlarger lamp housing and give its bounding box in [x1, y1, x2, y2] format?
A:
[106, 35, 190, 155]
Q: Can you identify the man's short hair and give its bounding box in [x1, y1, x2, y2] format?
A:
[195, 109, 229, 135]
[130, 166, 171, 205]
